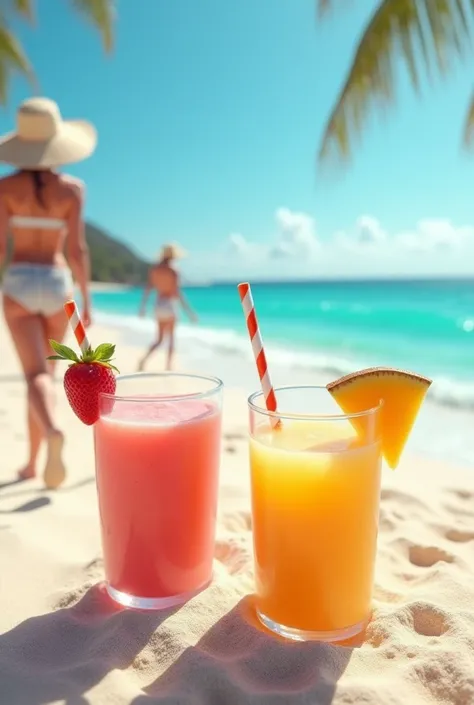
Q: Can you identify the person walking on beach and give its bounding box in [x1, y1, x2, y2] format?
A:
[138, 243, 197, 371]
[0, 98, 96, 489]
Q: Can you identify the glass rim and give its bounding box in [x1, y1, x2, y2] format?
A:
[99, 371, 224, 403]
[248, 385, 383, 421]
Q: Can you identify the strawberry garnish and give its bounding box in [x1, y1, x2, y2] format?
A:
[47, 340, 119, 426]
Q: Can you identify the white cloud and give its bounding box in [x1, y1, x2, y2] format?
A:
[186, 210, 474, 281]
[268, 241, 294, 259]
[274, 207, 320, 256]
[395, 219, 474, 251]
[356, 215, 387, 245]
[228, 232, 252, 255]
[226, 208, 320, 262]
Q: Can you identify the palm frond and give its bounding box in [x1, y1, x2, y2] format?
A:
[69, 0, 115, 52]
[10, 0, 34, 20]
[462, 89, 474, 146]
[318, 0, 474, 166]
[317, 0, 348, 18]
[317, 0, 333, 17]
[0, 25, 34, 104]
[11, 0, 34, 20]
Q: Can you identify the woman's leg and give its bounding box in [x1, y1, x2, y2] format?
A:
[138, 321, 164, 371]
[19, 315, 67, 479]
[20, 407, 43, 479]
[165, 320, 176, 370]
[42, 308, 69, 488]
[3, 296, 67, 487]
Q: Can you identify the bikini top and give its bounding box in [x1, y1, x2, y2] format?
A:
[9, 215, 66, 230]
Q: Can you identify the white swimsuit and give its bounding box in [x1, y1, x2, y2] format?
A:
[9, 215, 66, 230]
[2, 215, 72, 316]
[156, 296, 178, 322]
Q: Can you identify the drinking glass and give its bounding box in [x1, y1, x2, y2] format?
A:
[94, 372, 223, 609]
[248, 385, 382, 641]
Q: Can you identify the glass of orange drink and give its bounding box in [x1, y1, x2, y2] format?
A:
[249, 385, 382, 642]
[248, 368, 431, 642]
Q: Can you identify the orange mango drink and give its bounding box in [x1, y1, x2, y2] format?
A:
[248, 369, 431, 642]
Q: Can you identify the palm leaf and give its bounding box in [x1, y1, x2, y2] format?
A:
[462, 89, 474, 145]
[318, 0, 474, 166]
[69, 0, 115, 52]
[317, 0, 344, 18]
[12, 0, 34, 19]
[0, 1, 114, 106]
[0, 25, 34, 104]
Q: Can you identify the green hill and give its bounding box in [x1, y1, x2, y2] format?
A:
[86, 222, 150, 284]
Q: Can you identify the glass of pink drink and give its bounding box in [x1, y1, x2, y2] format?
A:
[94, 372, 223, 610]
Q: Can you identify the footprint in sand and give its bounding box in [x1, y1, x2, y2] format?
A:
[378, 507, 397, 533]
[445, 528, 474, 543]
[408, 602, 450, 638]
[443, 488, 474, 519]
[214, 539, 251, 576]
[443, 502, 474, 520]
[365, 620, 391, 649]
[381, 488, 429, 510]
[408, 545, 454, 568]
[448, 488, 473, 501]
[380, 489, 432, 523]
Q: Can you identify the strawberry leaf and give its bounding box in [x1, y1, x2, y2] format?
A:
[96, 360, 120, 373]
[93, 343, 116, 361]
[49, 339, 80, 362]
[46, 355, 68, 361]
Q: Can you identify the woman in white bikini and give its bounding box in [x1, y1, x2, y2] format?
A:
[138, 244, 197, 371]
[0, 98, 96, 489]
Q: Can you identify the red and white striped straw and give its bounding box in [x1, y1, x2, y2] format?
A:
[238, 282, 280, 428]
[64, 300, 91, 355]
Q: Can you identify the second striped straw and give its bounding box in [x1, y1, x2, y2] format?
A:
[238, 282, 281, 429]
[64, 299, 91, 354]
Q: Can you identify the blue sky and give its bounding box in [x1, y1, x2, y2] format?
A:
[1, 0, 474, 280]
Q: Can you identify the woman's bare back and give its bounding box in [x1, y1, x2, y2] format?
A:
[149, 262, 179, 298]
[0, 170, 84, 266]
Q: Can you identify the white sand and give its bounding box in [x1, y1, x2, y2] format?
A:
[0, 317, 473, 704]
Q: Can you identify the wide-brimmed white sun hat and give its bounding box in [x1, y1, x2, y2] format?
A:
[159, 243, 188, 260]
[0, 97, 97, 169]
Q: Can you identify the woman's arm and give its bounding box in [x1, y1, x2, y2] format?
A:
[139, 269, 152, 316]
[65, 183, 92, 326]
[178, 281, 197, 322]
[0, 185, 9, 268]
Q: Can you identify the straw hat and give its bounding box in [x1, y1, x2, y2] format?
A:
[0, 97, 97, 169]
[159, 243, 188, 260]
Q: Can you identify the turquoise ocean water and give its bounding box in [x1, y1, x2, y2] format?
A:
[92, 279, 474, 412]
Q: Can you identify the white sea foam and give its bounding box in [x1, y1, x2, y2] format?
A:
[96, 310, 474, 414]
[94, 310, 474, 465]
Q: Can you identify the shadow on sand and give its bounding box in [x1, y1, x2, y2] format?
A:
[0, 583, 184, 705]
[0, 476, 95, 499]
[129, 597, 354, 704]
[0, 496, 51, 513]
[0, 476, 95, 514]
[0, 591, 357, 704]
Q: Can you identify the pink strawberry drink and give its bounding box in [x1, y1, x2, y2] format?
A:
[94, 373, 223, 609]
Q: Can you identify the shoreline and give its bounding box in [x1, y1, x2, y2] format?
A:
[89, 281, 135, 293]
[96, 309, 474, 469]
